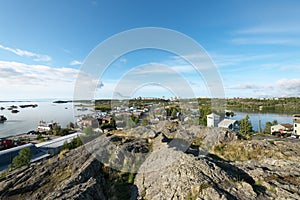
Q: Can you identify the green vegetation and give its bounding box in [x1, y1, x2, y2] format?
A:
[11, 148, 31, 169]
[263, 120, 278, 134]
[101, 166, 135, 200]
[141, 118, 149, 126]
[238, 115, 253, 139]
[83, 125, 95, 136]
[62, 136, 83, 150]
[255, 179, 264, 186]
[187, 183, 212, 200]
[211, 142, 276, 161]
[198, 98, 212, 126]
[226, 97, 300, 114]
[51, 124, 71, 136]
[130, 114, 139, 124]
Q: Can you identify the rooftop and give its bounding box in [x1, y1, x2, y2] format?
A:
[35, 132, 83, 149]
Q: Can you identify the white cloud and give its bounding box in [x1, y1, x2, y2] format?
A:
[0, 44, 51, 62]
[69, 60, 83, 66]
[0, 60, 100, 100]
[276, 79, 300, 96]
[230, 38, 300, 46]
[235, 27, 300, 35]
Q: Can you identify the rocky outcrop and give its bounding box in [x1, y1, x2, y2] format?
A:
[134, 134, 263, 200]
[0, 122, 299, 200]
[133, 129, 300, 200]
[0, 146, 107, 200]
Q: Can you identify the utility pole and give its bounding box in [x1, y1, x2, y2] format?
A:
[258, 105, 262, 134]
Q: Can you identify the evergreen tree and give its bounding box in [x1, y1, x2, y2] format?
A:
[199, 106, 211, 126]
[263, 121, 272, 134]
[11, 148, 31, 169]
[238, 115, 253, 139]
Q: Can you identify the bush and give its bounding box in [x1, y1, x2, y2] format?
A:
[11, 148, 31, 169]
[62, 136, 83, 150]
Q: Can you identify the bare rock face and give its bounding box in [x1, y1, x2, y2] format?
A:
[133, 132, 300, 200]
[134, 137, 261, 200]
[0, 146, 107, 200]
[234, 158, 300, 199]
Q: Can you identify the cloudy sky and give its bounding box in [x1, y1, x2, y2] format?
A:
[1, 0, 300, 100]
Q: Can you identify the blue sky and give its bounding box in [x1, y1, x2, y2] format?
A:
[1, 0, 300, 100]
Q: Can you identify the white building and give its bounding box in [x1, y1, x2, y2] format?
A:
[292, 114, 300, 136]
[271, 124, 293, 135]
[218, 119, 239, 130]
[207, 113, 220, 127]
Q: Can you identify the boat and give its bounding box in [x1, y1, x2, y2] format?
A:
[0, 115, 7, 123]
[0, 107, 5, 110]
[37, 121, 58, 132]
[11, 109, 19, 113]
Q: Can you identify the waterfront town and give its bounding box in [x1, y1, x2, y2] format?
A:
[1, 97, 300, 172]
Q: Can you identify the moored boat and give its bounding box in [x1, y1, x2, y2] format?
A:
[11, 109, 19, 113]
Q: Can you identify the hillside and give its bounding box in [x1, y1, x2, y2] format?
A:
[0, 122, 299, 199]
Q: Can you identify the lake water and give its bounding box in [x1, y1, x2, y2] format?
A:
[0, 101, 294, 137]
[0, 101, 94, 138]
[230, 111, 293, 131]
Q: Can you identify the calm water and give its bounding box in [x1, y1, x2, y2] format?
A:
[0, 101, 93, 138]
[0, 101, 294, 137]
[230, 111, 293, 131]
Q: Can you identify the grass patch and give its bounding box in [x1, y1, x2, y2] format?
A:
[255, 179, 264, 186]
[211, 142, 276, 161]
[187, 183, 212, 200]
[268, 185, 277, 194]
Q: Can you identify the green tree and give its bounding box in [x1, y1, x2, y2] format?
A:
[199, 106, 211, 126]
[11, 148, 31, 169]
[83, 125, 94, 136]
[130, 114, 139, 124]
[239, 115, 253, 139]
[52, 123, 61, 135]
[37, 133, 43, 141]
[62, 137, 83, 150]
[272, 120, 278, 125]
[171, 108, 178, 118]
[109, 117, 117, 129]
[263, 121, 272, 134]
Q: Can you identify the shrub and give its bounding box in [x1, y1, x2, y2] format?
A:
[11, 148, 31, 169]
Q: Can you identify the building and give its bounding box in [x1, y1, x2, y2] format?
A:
[79, 118, 99, 128]
[0, 139, 23, 150]
[37, 121, 56, 132]
[292, 114, 300, 136]
[0, 143, 38, 171]
[207, 113, 221, 127]
[271, 124, 293, 135]
[218, 119, 239, 130]
[35, 132, 83, 155]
